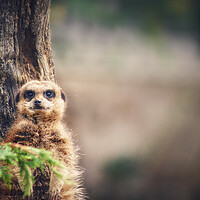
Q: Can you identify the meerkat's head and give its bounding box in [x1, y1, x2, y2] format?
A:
[16, 80, 66, 122]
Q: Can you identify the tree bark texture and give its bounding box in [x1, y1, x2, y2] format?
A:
[0, 0, 55, 138]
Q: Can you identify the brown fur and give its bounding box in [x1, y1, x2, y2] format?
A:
[0, 80, 84, 200]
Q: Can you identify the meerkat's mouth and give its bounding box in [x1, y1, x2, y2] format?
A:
[34, 105, 43, 109]
[29, 106, 51, 111]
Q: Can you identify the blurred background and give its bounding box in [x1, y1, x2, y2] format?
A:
[50, 0, 200, 199]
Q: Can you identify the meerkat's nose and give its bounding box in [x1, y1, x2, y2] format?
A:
[34, 100, 42, 105]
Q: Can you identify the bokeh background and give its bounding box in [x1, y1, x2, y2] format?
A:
[50, 0, 200, 199]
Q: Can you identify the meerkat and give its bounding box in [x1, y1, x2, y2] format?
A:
[0, 80, 84, 200]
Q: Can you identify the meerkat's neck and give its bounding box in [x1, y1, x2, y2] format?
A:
[19, 113, 60, 126]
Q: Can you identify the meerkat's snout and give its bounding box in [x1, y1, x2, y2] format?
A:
[34, 99, 42, 109]
[34, 99, 42, 105]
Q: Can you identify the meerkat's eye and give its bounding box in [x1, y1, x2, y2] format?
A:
[24, 90, 35, 99]
[44, 90, 55, 99]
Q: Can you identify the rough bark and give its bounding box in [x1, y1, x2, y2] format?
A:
[0, 0, 55, 138]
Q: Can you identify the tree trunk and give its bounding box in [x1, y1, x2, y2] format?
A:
[0, 0, 55, 138]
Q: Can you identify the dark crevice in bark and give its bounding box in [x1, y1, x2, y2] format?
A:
[0, 61, 18, 138]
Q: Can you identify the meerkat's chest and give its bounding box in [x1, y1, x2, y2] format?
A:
[14, 124, 61, 149]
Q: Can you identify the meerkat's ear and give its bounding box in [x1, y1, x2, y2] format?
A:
[15, 92, 20, 103]
[61, 91, 66, 102]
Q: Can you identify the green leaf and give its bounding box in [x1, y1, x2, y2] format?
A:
[0, 143, 64, 197]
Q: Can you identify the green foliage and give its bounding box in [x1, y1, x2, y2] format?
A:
[52, 0, 199, 36]
[0, 142, 63, 197]
[103, 157, 138, 181]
